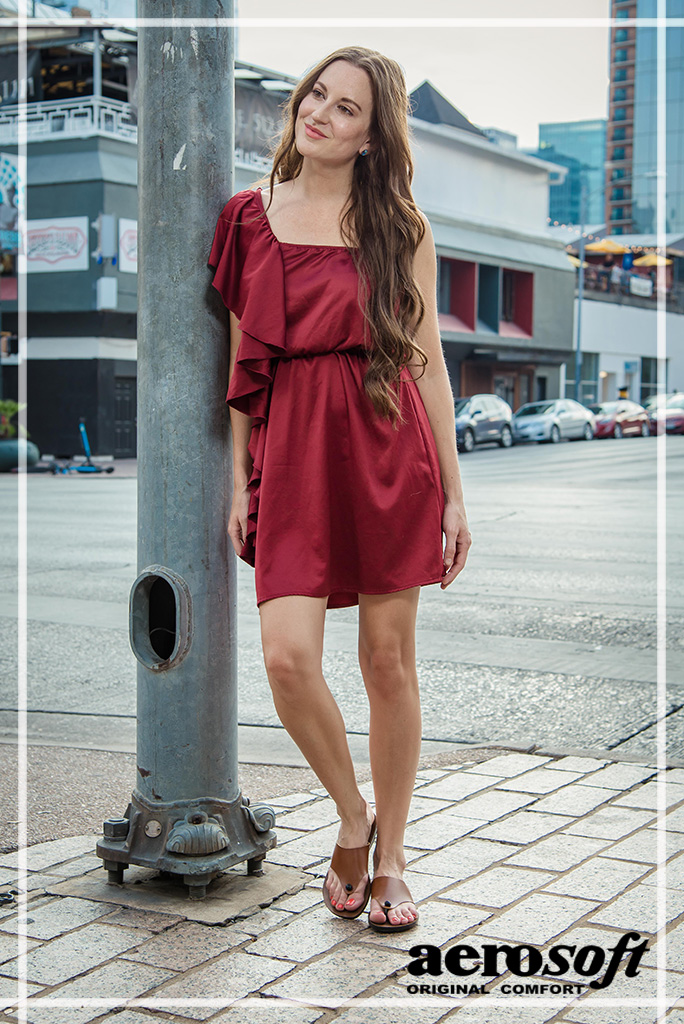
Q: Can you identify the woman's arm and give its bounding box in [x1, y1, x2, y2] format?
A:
[228, 311, 254, 554]
[408, 213, 472, 586]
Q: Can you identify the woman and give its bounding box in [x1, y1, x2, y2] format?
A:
[208, 46, 471, 933]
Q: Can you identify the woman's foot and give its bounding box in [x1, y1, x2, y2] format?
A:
[368, 849, 418, 928]
[324, 799, 375, 913]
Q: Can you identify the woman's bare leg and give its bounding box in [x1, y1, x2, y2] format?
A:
[259, 595, 374, 912]
[358, 587, 422, 927]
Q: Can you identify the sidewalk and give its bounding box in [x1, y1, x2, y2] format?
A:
[1, 748, 683, 1023]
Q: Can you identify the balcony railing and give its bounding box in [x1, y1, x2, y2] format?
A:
[0, 96, 138, 144]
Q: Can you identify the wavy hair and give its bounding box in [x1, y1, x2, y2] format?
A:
[259, 46, 428, 428]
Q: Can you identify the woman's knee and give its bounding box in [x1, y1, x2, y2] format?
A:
[262, 641, 320, 698]
[359, 642, 417, 700]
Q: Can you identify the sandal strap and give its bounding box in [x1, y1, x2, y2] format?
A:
[328, 818, 376, 890]
[370, 875, 415, 910]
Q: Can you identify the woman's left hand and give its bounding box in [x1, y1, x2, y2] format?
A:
[441, 500, 471, 589]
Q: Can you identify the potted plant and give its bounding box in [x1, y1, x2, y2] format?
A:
[0, 400, 40, 471]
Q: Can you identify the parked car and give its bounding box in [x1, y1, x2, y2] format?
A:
[453, 394, 513, 452]
[587, 400, 650, 438]
[643, 393, 676, 413]
[512, 399, 595, 444]
[649, 393, 684, 434]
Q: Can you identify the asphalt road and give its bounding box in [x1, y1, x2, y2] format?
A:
[0, 435, 682, 763]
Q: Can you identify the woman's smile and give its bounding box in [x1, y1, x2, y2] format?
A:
[304, 123, 328, 139]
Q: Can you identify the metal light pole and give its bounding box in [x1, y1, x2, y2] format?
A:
[95, 1, 276, 899]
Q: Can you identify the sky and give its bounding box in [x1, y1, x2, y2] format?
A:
[41, 0, 612, 151]
[235, 0, 612, 150]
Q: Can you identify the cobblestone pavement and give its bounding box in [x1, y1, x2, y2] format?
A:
[1, 750, 683, 1023]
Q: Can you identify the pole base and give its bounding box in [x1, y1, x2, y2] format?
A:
[96, 787, 277, 898]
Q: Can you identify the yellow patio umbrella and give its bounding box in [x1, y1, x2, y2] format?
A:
[632, 252, 672, 266]
[584, 238, 629, 253]
[567, 254, 590, 268]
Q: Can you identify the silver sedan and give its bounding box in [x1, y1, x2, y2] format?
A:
[512, 399, 596, 444]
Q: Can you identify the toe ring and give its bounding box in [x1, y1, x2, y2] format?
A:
[384, 900, 391, 907]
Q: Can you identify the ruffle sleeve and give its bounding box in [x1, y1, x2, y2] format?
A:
[208, 189, 287, 569]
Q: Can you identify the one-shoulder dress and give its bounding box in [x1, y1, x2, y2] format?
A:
[208, 187, 445, 609]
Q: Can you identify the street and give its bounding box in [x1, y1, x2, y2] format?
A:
[0, 436, 682, 761]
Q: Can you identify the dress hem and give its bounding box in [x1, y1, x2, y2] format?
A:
[255, 574, 445, 609]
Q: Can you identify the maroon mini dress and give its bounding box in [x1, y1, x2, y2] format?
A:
[208, 187, 445, 609]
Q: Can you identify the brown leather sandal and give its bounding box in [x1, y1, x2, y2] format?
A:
[322, 816, 377, 920]
[368, 875, 419, 933]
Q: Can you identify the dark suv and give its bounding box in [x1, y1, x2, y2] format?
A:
[454, 394, 514, 452]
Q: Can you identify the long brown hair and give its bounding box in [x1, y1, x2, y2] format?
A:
[261, 46, 428, 427]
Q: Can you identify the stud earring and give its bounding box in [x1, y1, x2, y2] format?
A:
[360, 149, 368, 157]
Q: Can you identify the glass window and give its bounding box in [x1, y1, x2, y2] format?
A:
[614, 107, 627, 121]
[611, 207, 625, 219]
[613, 147, 625, 160]
[615, 28, 629, 43]
[612, 188, 625, 200]
[614, 68, 628, 81]
[438, 257, 451, 313]
[613, 126, 626, 140]
[615, 49, 628, 61]
[614, 88, 627, 101]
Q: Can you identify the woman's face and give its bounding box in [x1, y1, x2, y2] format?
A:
[295, 60, 373, 167]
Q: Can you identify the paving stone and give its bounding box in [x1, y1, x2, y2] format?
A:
[97, 906, 184, 932]
[150, 950, 294, 1020]
[662, 805, 684, 834]
[497, 767, 585, 795]
[463, 754, 552, 777]
[564, 806, 656, 840]
[412, 772, 502, 802]
[0, 930, 41, 964]
[0, 895, 114, 940]
[321, 1002, 452, 1024]
[0, 922, 146, 985]
[560, 963, 679, 1019]
[211, 1005, 321, 1024]
[360, 899, 492, 953]
[0, 836, 97, 871]
[643, 921, 684, 971]
[415, 768, 451, 782]
[546, 757, 610, 774]
[528, 785, 613, 818]
[446, 789, 536, 822]
[440, 866, 555, 908]
[404, 813, 487, 851]
[407, 794, 453, 822]
[477, 893, 599, 944]
[475, 811, 574, 845]
[267, 792, 318, 808]
[2, 872, 76, 895]
[122, 919, 253, 970]
[273, 888, 323, 913]
[232, 907, 294, 937]
[262, 943, 404, 1003]
[506, 834, 612, 871]
[542, 857, 652, 901]
[439, 1005, 561, 1024]
[641, 852, 684, 890]
[276, 800, 339, 831]
[2, 959, 175, 1024]
[47, 855, 103, 879]
[658, 769, 684, 785]
[612, 782, 684, 811]
[0, 975, 43, 1012]
[262, 835, 327, 870]
[583, 763, 658, 791]
[247, 903, 366, 962]
[408, 838, 514, 881]
[402, 869, 460, 903]
[590, 883, 684, 933]
[602, 828, 684, 864]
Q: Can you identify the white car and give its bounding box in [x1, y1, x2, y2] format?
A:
[512, 399, 595, 444]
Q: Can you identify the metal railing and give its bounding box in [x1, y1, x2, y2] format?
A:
[0, 96, 138, 144]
